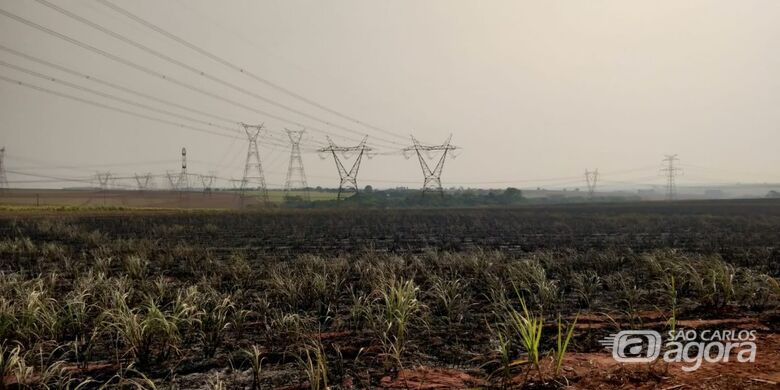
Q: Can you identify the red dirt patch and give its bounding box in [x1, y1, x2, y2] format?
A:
[380, 367, 486, 389]
[566, 332, 780, 389]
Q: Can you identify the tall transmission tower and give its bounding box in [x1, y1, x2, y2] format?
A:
[585, 169, 599, 199]
[165, 148, 189, 191]
[284, 129, 309, 201]
[0, 147, 8, 191]
[178, 147, 189, 191]
[95, 172, 111, 190]
[134, 172, 152, 190]
[661, 154, 683, 201]
[403, 135, 458, 197]
[318, 136, 371, 200]
[240, 123, 269, 202]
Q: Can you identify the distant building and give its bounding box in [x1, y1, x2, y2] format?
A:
[767, 190, 780, 198]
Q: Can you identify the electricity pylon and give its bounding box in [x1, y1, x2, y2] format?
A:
[403, 135, 458, 197]
[240, 123, 269, 202]
[661, 154, 683, 201]
[95, 172, 111, 190]
[166, 172, 178, 190]
[200, 172, 216, 194]
[284, 129, 309, 201]
[585, 169, 599, 199]
[318, 136, 371, 200]
[178, 147, 189, 191]
[0, 147, 8, 191]
[134, 173, 153, 190]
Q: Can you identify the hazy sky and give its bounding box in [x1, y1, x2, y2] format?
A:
[1, 0, 779, 190]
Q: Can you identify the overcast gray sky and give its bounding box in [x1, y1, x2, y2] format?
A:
[1, 0, 779, 190]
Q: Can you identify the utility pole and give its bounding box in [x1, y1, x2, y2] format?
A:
[661, 154, 682, 201]
[585, 169, 599, 199]
[403, 135, 458, 197]
[0, 147, 8, 192]
[240, 123, 269, 202]
[318, 136, 371, 200]
[284, 129, 309, 201]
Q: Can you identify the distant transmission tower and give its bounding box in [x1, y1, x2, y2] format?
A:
[403, 135, 458, 197]
[585, 169, 599, 199]
[134, 173, 153, 190]
[284, 129, 309, 200]
[318, 136, 371, 200]
[240, 123, 269, 202]
[95, 172, 111, 190]
[200, 172, 216, 194]
[0, 147, 8, 191]
[661, 154, 683, 201]
[178, 147, 189, 191]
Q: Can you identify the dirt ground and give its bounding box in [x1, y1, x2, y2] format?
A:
[0, 189, 260, 209]
[374, 314, 779, 389]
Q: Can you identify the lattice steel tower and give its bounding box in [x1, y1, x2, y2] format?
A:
[134, 173, 153, 190]
[95, 172, 111, 190]
[403, 135, 458, 196]
[318, 136, 371, 200]
[284, 129, 309, 200]
[661, 154, 682, 201]
[0, 147, 8, 191]
[200, 172, 216, 194]
[240, 123, 269, 202]
[178, 147, 190, 190]
[165, 148, 189, 191]
[585, 169, 599, 199]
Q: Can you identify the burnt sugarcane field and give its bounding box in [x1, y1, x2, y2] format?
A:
[0, 200, 778, 388]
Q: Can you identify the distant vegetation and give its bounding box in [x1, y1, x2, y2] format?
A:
[284, 186, 526, 208]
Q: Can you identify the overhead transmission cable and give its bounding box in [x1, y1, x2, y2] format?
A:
[0, 73, 304, 147]
[30, 0, 404, 149]
[0, 44, 239, 127]
[95, 0, 411, 143]
[0, 47, 322, 150]
[0, 60, 317, 151]
[0, 7, 385, 149]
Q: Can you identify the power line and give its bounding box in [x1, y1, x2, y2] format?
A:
[96, 0, 411, 143]
[0, 73, 260, 143]
[0, 58, 313, 152]
[0, 7, 385, 149]
[0, 43, 237, 127]
[30, 0, 405, 148]
[0, 60, 236, 133]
